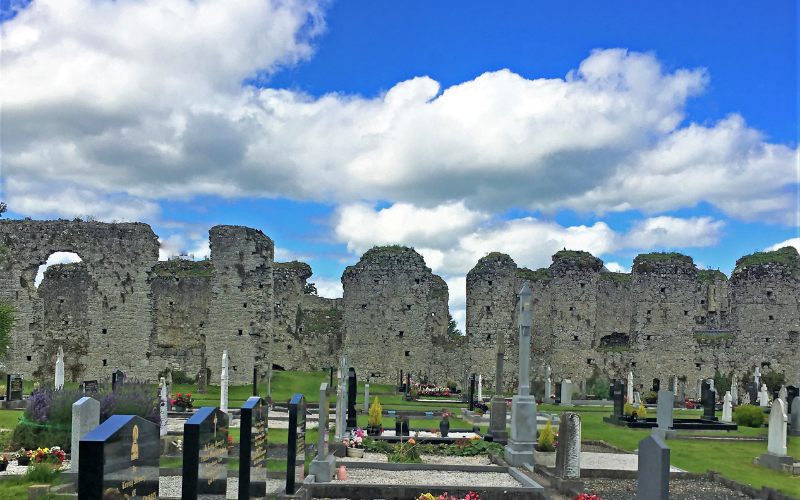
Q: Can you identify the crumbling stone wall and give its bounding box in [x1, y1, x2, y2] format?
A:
[467, 247, 800, 396]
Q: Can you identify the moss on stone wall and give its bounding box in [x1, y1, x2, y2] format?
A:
[599, 272, 631, 283]
[632, 252, 694, 272]
[516, 267, 551, 281]
[152, 259, 213, 277]
[302, 307, 343, 334]
[734, 246, 799, 274]
[697, 269, 728, 282]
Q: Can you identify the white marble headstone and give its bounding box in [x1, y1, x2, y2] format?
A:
[731, 375, 738, 405]
[778, 386, 787, 407]
[721, 391, 732, 423]
[159, 377, 168, 436]
[627, 372, 634, 403]
[477, 375, 482, 401]
[220, 350, 229, 414]
[759, 384, 769, 407]
[55, 346, 64, 390]
[767, 399, 788, 456]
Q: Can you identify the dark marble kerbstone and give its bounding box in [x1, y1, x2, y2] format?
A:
[239, 397, 267, 499]
[182, 407, 229, 500]
[286, 393, 307, 495]
[79, 415, 159, 500]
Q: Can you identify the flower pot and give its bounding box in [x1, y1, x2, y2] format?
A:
[533, 449, 556, 468]
[17, 457, 30, 466]
[0, 463, 7, 472]
[366, 425, 382, 436]
[439, 420, 450, 437]
[173, 406, 187, 413]
[346, 448, 364, 458]
[227, 445, 234, 454]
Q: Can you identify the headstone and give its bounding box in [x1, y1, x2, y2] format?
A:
[787, 385, 798, 412]
[657, 391, 674, 429]
[721, 391, 733, 423]
[633, 391, 641, 405]
[346, 367, 357, 428]
[554, 412, 581, 479]
[555, 382, 562, 405]
[182, 407, 229, 499]
[329, 366, 334, 388]
[468, 375, 475, 411]
[544, 365, 551, 401]
[742, 392, 751, 405]
[83, 379, 99, 395]
[731, 375, 739, 405]
[759, 384, 769, 407]
[627, 372, 634, 403]
[111, 369, 124, 391]
[55, 347, 65, 390]
[778, 386, 788, 407]
[310, 383, 336, 482]
[253, 366, 259, 397]
[239, 396, 267, 498]
[759, 399, 793, 470]
[652, 378, 660, 393]
[790, 398, 800, 432]
[334, 367, 344, 441]
[561, 379, 573, 407]
[612, 380, 625, 417]
[477, 375, 482, 401]
[79, 415, 159, 500]
[286, 393, 307, 495]
[363, 384, 369, 412]
[754, 366, 761, 387]
[504, 284, 536, 465]
[71, 396, 100, 472]
[197, 360, 208, 394]
[6, 374, 22, 401]
[580, 379, 586, 399]
[220, 350, 229, 414]
[637, 434, 670, 500]
[745, 382, 758, 406]
[159, 377, 168, 437]
[701, 381, 716, 421]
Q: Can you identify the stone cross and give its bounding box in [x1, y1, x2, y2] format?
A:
[767, 399, 788, 456]
[220, 350, 229, 414]
[759, 384, 769, 407]
[656, 390, 673, 429]
[627, 372, 634, 403]
[159, 377, 169, 436]
[555, 412, 581, 479]
[544, 365, 551, 401]
[731, 375, 739, 405]
[638, 434, 670, 500]
[71, 396, 100, 471]
[55, 346, 64, 390]
[721, 391, 733, 423]
[517, 284, 532, 397]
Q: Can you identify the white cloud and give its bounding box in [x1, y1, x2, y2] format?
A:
[34, 251, 83, 287]
[1, 1, 794, 229]
[604, 262, 630, 273]
[623, 216, 725, 249]
[310, 277, 343, 299]
[158, 236, 210, 261]
[445, 275, 467, 335]
[765, 238, 800, 253]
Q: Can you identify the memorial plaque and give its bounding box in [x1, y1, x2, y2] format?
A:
[6, 374, 23, 401]
[182, 407, 229, 499]
[83, 380, 99, 394]
[239, 397, 267, 499]
[286, 393, 306, 495]
[78, 415, 159, 500]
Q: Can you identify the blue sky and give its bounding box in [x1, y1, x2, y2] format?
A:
[1, 0, 798, 330]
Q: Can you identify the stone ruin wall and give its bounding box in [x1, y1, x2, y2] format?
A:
[2, 218, 797, 395]
[466, 250, 800, 398]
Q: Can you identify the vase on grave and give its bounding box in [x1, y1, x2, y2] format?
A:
[439, 419, 450, 437]
[366, 425, 382, 437]
[533, 448, 556, 467]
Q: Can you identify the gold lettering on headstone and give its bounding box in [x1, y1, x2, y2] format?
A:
[214, 413, 218, 438]
[131, 425, 139, 460]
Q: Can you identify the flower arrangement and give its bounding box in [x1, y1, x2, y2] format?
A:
[228, 436, 234, 444]
[171, 392, 194, 408]
[417, 492, 481, 500]
[33, 446, 66, 463]
[684, 399, 696, 410]
[418, 384, 452, 398]
[344, 428, 364, 448]
[0, 455, 8, 465]
[572, 494, 604, 500]
[441, 410, 454, 421]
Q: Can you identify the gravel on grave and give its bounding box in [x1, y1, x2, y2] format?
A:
[582, 478, 754, 500]
[159, 475, 285, 499]
[338, 452, 491, 466]
[333, 469, 520, 487]
[0, 460, 71, 476]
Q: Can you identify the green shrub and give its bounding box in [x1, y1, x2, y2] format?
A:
[368, 397, 382, 427]
[388, 440, 422, 463]
[623, 401, 633, 416]
[762, 370, 785, 395]
[363, 438, 393, 454]
[643, 391, 658, 401]
[446, 380, 457, 392]
[537, 419, 555, 452]
[733, 404, 765, 428]
[638, 403, 647, 418]
[591, 379, 610, 400]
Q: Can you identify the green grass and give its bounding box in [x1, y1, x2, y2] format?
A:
[734, 246, 799, 274]
[516, 267, 551, 281]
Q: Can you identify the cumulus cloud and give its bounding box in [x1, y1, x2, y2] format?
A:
[604, 262, 630, 273]
[765, 238, 800, 253]
[158, 236, 210, 261]
[623, 216, 725, 249]
[310, 277, 343, 299]
[34, 251, 82, 287]
[1, 1, 794, 227]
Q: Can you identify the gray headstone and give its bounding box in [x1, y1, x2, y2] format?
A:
[363, 384, 370, 412]
[71, 396, 100, 471]
[561, 379, 573, 407]
[657, 390, 673, 429]
[791, 398, 800, 431]
[638, 434, 670, 500]
[554, 412, 581, 479]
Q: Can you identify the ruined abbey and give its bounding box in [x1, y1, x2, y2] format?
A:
[1, 219, 798, 398]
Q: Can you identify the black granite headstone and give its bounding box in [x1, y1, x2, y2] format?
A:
[787, 385, 799, 413]
[468, 375, 475, 411]
[555, 382, 562, 405]
[252, 367, 259, 397]
[613, 380, 625, 417]
[745, 382, 758, 405]
[239, 396, 267, 499]
[78, 415, 159, 500]
[111, 370, 124, 391]
[330, 366, 334, 389]
[701, 381, 716, 421]
[83, 380, 99, 394]
[6, 374, 22, 401]
[182, 407, 228, 499]
[652, 378, 660, 393]
[346, 367, 357, 428]
[286, 393, 307, 495]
